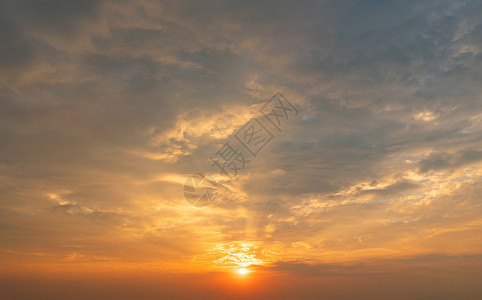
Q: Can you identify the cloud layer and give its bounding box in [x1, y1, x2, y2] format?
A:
[1, 0, 482, 298]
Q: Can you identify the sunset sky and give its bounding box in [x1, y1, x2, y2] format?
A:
[1, 0, 482, 299]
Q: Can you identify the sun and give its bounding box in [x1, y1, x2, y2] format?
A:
[236, 268, 249, 275]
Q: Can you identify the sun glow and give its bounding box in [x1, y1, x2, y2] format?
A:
[236, 268, 249, 275]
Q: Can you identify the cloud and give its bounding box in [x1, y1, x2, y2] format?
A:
[419, 149, 482, 173]
[1, 3, 482, 298]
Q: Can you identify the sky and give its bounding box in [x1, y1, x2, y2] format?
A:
[1, 0, 482, 299]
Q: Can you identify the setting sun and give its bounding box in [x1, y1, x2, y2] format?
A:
[236, 268, 249, 275]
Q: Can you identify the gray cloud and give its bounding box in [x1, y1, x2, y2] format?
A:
[419, 149, 482, 173]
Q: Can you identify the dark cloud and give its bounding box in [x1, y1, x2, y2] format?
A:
[265, 253, 482, 277]
[419, 150, 482, 173]
[358, 180, 422, 197]
[2, 0, 100, 34]
[0, 0, 101, 71]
